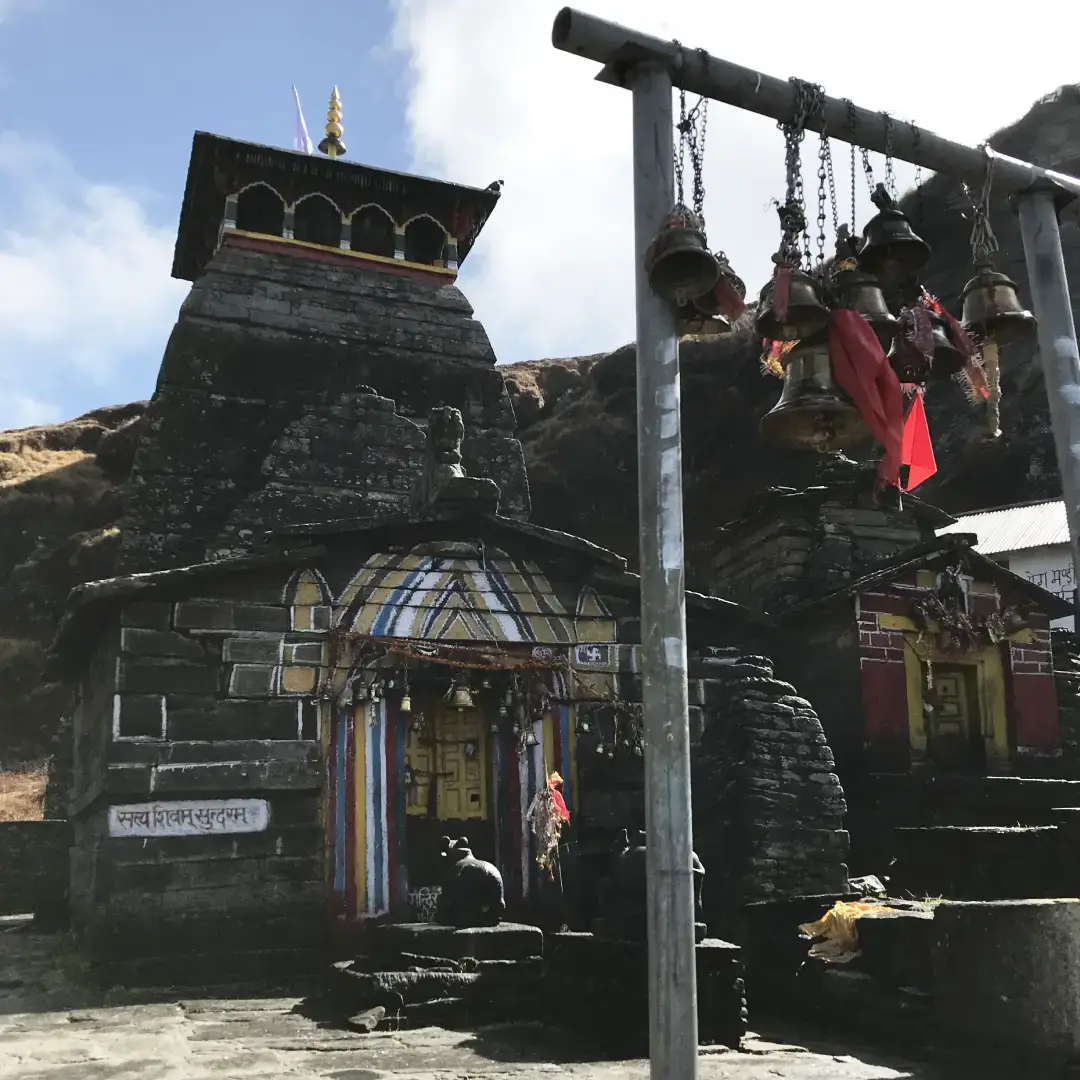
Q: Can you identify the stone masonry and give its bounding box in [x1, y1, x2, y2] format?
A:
[119, 242, 530, 574]
[693, 655, 849, 925]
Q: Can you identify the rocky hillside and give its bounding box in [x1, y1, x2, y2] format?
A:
[3, 87, 1080, 759]
[0, 405, 145, 755]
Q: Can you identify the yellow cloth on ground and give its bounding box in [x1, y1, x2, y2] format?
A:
[797, 901, 897, 963]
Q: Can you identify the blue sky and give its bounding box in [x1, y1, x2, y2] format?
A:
[1, 0, 1077, 431]
[0, 0, 413, 427]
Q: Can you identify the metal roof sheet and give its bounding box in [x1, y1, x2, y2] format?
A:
[936, 499, 1069, 556]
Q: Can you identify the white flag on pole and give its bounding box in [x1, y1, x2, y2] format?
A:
[292, 86, 314, 155]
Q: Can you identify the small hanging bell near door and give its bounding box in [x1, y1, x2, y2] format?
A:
[644, 206, 721, 304]
[755, 262, 830, 343]
[525, 730, 539, 748]
[858, 183, 931, 278]
[446, 676, 475, 711]
[759, 332, 869, 452]
[960, 262, 1038, 346]
[399, 691, 412, 714]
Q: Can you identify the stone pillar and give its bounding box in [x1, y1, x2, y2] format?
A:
[935, 899, 1080, 1058]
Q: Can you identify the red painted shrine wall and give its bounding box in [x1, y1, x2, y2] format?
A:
[1008, 612, 1060, 754]
[857, 588, 910, 767]
[856, 581, 1061, 767]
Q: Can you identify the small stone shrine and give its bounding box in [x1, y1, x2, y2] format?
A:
[547, 830, 747, 1054]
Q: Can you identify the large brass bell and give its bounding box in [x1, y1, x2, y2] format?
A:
[858, 183, 931, 278]
[755, 265, 830, 342]
[759, 333, 869, 452]
[960, 263, 1038, 346]
[645, 207, 720, 304]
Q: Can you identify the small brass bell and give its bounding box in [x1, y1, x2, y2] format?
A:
[693, 256, 747, 321]
[928, 311, 965, 378]
[759, 333, 869, 452]
[446, 679, 475, 711]
[960, 263, 1038, 346]
[399, 692, 412, 714]
[831, 228, 898, 351]
[755, 265, 830, 342]
[858, 183, 931, 278]
[645, 206, 720, 304]
[675, 299, 730, 337]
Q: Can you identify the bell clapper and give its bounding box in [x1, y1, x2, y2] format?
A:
[983, 340, 1002, 439]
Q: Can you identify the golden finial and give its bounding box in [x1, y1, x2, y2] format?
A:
[318, 86, 346, 159]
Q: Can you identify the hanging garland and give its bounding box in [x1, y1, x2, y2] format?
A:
[526, 772, 571, 878]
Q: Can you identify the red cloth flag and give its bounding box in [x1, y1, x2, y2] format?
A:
[547, 772, 570, 823]
[827, 309, 905, 492]
[901, 390, 937, 491]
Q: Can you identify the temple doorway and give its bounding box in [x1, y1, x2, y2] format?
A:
[404, 698, 494, 889]
[924, 663, 985, 770]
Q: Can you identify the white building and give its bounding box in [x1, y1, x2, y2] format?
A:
[937, 499, 1076, 630]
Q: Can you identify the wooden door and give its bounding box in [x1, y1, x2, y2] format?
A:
[404, 706, 488, 819]
[926, 664, 984, 769]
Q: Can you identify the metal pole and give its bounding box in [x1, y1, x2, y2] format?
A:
[630, 61, 699, 1080]
[1017, 187, 1080, 586]
[552, 7, 1080, 199]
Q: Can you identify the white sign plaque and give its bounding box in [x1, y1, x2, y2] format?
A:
[107, 799, 270, 838]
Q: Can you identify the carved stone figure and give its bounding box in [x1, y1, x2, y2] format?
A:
[434, 836, 506, 928]
[411, 405, 501, 513]
[597, 828, 705, 941]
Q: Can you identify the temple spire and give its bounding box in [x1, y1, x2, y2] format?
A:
[317, 86, 345, 159]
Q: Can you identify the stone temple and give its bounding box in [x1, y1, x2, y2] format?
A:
[47, 106, 850, 988]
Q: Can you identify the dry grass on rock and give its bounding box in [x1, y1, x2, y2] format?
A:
[0, 764, 47, 821]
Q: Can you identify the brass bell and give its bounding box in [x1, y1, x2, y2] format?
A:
[960, 263, 1038, 346]
[831, 232, 898, 352]
[759, 333, 869, 452]
[446, 678, 475, 711]
[399, 692, 412, 714]
[755, 265, 830, 342]
[858, 183, 931, 278]
[645, 207, 720, 304]
[675, 299, 730, 338]
[888, 304, 933, 385]
[693, 256, 747, 322]
[928, 311, 965, 378]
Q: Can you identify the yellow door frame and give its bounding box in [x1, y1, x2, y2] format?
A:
[881, 613, 1010, 762]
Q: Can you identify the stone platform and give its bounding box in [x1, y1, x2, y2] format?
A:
[545, 932, 747, 1054]
[329, 921, 544, 1029]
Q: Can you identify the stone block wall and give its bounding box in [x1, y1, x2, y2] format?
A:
[119, 244, 529, 574]
[712, 489, 922, 615]
[69, 587, 327, 983]
[1053, 629, 1080, 769]
[0, 820, 69, 919]
[692, 655, 849, 931]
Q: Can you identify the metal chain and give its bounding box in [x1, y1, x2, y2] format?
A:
[911, 121, 925, 226]
[883, 113, 896, 199]
[964, 146, 1000, 263]
[844, 97, 875, 203]
[816, 128, 838, 267]
[675, 85, 687, 208]
[674, 69, 709, 230]
[778, 78, 825, 267]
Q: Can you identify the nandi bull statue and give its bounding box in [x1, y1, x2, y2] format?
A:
[434, 836, 506, 928]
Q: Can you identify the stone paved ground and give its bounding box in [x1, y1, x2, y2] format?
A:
[0, 916, 1040, 1079]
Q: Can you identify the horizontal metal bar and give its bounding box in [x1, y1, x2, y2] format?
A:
[552, 7, 1080, 200]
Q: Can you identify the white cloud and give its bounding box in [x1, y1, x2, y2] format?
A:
[0, 132, 187, 429]
[392, 1, 1080, 366]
